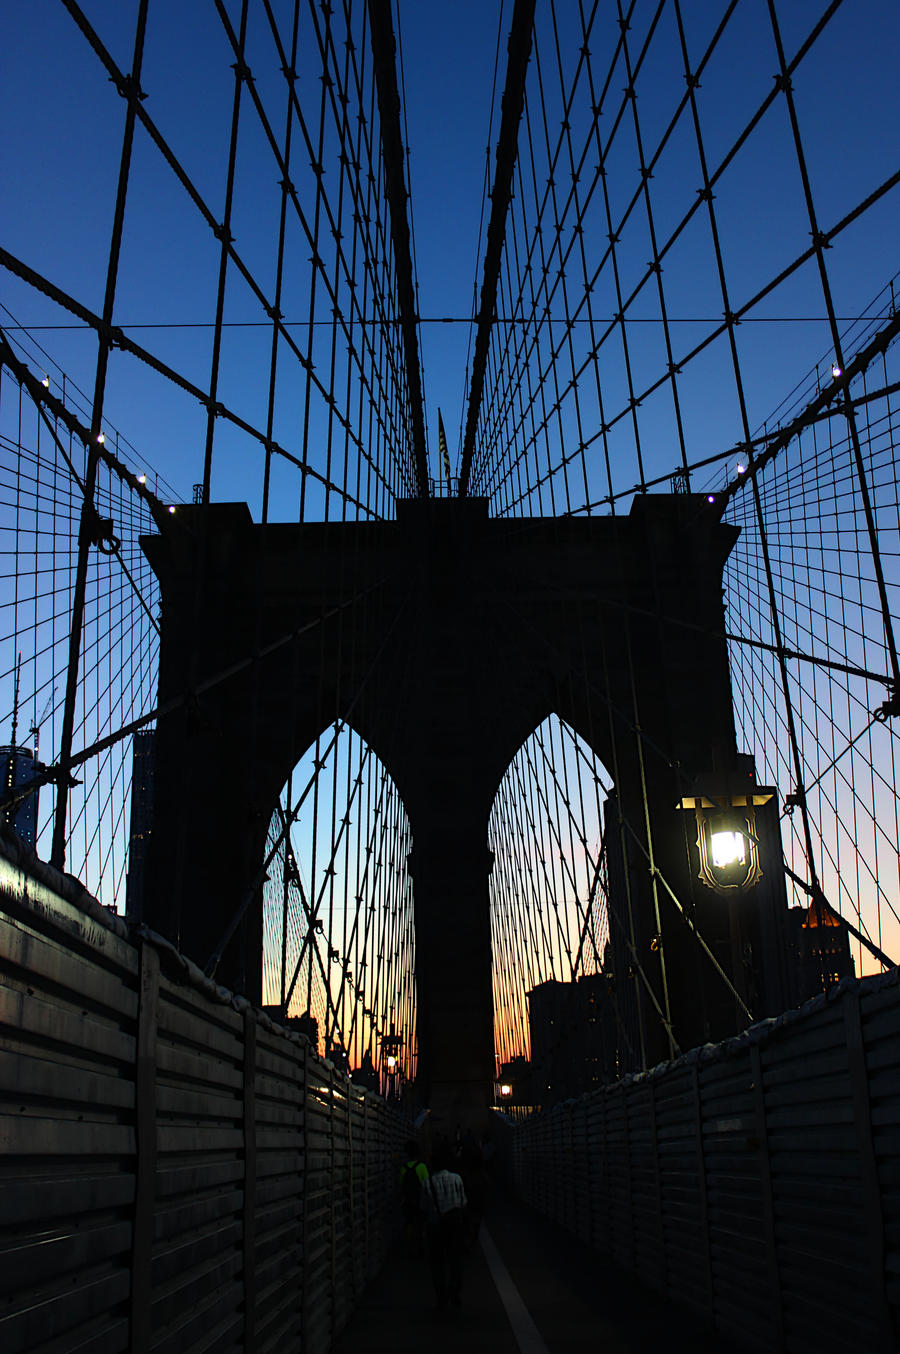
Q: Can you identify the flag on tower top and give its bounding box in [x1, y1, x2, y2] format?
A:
[438, 409, 452, 490]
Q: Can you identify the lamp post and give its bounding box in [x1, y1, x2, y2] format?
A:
[676, 776, 775, 895]
[674, 767, 779, 1032]
[381, 1028, 403, 1099]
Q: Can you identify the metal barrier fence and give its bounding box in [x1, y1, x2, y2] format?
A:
[512, 970, 900, 1353]
[0, 831, 406, 1354]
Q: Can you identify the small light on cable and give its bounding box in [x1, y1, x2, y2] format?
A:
[96, 432, 105, 445]
[832, 363, 842, 378]
[736, 463, 747, 475]
[707, 493, 716, 504]
[41, 375, 50, 388]
[137, 473, 146, 485]
[167, 505, 176, 515]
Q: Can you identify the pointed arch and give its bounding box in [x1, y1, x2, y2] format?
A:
[489, 713, 615, 1082]
[262, 719, 416, 1093]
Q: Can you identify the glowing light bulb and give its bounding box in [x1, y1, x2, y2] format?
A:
[832, 363, 842, 378]
[137, 474, 146, 485]
[707, 493, 716, 504]
[41, 376, 50, 388]
[711, 830, 746, 869]
[737, 463, 746, 475]
[96, 432, 105, 445]
[167, 505, 176, 514]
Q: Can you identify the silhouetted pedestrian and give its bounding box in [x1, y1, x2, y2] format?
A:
[422, 1143, 468, 1308]
[399, 1139, 429, 1256]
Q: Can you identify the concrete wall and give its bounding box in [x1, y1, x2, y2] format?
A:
[0, 833, 406, 1354]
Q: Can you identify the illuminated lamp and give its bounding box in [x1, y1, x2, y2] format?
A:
[498, 1082, 513, 1098]
[381, 1028, 402, 1076]
[676, 776, 775, 894]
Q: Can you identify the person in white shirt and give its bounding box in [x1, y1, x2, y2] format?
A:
[422, 1143, 468, 1308]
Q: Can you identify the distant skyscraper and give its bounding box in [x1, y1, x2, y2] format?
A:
[788, 897, 856, 1000]
[528, 973, 618, 1106]
[126, 731, 156, 923]
[0, 745, 40, 847]
[0, 741, 39, 844]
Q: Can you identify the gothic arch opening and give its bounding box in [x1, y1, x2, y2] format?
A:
[261, 719, 416, 1097]
[489, 714, 621, 1107]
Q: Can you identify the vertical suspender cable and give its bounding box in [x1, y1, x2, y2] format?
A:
[52, 0, 149, 868]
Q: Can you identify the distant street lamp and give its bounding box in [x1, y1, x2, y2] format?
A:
[381, 1028, 403, 1096]
[677, 775, 775, 894]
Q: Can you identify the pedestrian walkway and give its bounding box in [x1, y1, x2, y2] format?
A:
[332, 1187, 731, 1353]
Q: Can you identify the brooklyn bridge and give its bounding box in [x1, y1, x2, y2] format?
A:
[1, 1, 898, 1350]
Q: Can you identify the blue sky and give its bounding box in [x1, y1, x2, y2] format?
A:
[1, 0, 898, 983]
[2, 0, 897, 516]
[1, 0, 503, 509]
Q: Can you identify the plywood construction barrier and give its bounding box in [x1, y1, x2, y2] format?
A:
[512, 967, 900, 1353]
[0, 833, 407, 1354]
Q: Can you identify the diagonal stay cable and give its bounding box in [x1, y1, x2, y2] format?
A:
[0, 250, 381, 520]
[57, 0, 408, 508]
[619, 813, 753, 1025]
[781, 864, 896, 971]
[279, 738, 377, 1015]
[366, 0, 428, 496]
[204, 583, 413, 977]
[459, 0, 536, 496]
[0, 571, 400, 814]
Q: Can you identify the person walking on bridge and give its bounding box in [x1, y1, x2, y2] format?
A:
[422, 1143, 468, 1309]
[399, 1139, 429, 1255]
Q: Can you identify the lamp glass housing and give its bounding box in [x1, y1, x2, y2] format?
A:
[677, 784, 774, 895]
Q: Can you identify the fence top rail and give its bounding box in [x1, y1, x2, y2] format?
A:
[0, 824, 396, 1114]
[512, 964, 900, 1124]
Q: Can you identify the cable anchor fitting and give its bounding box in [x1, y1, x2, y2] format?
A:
[874, 685, 900, 721]
[86, 507, 121, 555]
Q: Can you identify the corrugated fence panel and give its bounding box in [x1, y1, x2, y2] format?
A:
[152, 973, 246, 1354]
[0, 860, 138, 1354]
[604, 1083, 634, 1271]
[330, 1080, 354, 1334]
[626, 1081, 664, 1290]
[865, 985, 900, 1321]
[0, 844, 407, 1354]
[765, 996, 879, 1354]
[701, 1046, 769, 1341]
[512, 971, 900, 1353]
[655, 1065, 710, 1315]
[303, 1072, 336, 1354]
[253, 1025, 304, 1354]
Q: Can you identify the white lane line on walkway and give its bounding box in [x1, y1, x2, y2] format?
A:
[479, 1226, 552, 1354]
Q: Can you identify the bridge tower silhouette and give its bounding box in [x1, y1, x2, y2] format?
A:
[143, 490, 791, 1125]
[2, 1, 900, 1349]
